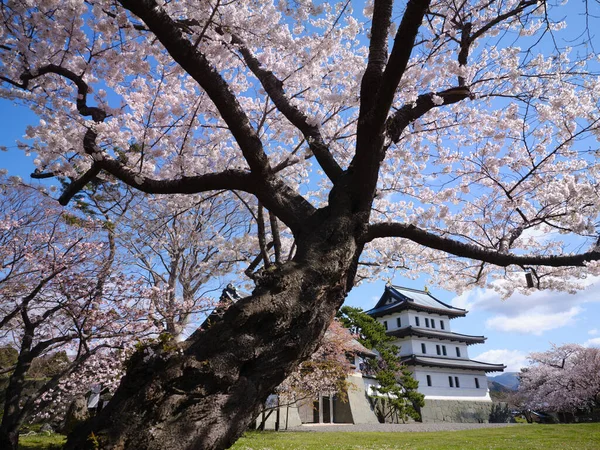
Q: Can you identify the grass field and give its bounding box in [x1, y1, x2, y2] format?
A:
[18, 432, 65, 450]
[231, 423, 600, 449]
[18, 423, 600, 449]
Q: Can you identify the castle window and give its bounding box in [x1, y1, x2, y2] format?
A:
[456, 347, 461, 357]
[383, 320, 388, 330]
[431, 319, 435, 328]
[475, 378, 480, 389]
[421, 343, 426, 354]
[455, 376, 460, 388]
[440, 320, 445, 330]
[425, 318, 430, 327]
[427, 375, 432, 387]
[415, 317, 420, 327]
[436, 345, 441, 355]
[442, 346, 447, 356]
[396, 317, 401, 328]
[448, 376, 454, 387]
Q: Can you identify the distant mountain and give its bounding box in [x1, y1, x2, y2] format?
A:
[489, 372, 520, 390]
[488, 379, 513, 394]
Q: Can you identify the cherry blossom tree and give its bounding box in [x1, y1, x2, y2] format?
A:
[33, 350, 130, 427]
[0, 178, 153, 450]
[276, 320, 355, 406]
[2, 0, 600, 448]
[119, 193, 252, 340]
[519, 344, 600, 417]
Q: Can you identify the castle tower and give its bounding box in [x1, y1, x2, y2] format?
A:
[367, 285, 505, 422]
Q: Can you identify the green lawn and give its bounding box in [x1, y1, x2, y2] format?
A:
[17, 423, 600, 449]
[231, 423, 600, 450]
[18, 432, 66, 450]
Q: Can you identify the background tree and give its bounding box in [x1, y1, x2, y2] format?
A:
[120, 193, 252, 340]
[519, 344, 600, 420]
[276, 320, 355, 406]
[338, 306, 424, 423]
[2, 0, 600, 448]
[33, 350, 130, 427]
[0, 178, 153, 450]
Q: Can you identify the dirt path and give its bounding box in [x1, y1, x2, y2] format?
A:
[285, 422, 521, 433]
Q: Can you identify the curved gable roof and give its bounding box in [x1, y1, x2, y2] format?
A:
[367, 285, 467, 318]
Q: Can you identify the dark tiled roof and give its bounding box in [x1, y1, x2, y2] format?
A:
[387, 326, 485, 345]
[367, 285, 467, 318]
[402, 355, 505, 373]
[346, 338, 377, 357]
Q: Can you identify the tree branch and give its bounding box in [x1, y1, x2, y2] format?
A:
[365, 222, 600, 268]
[256, 202, 271, 270]
[117, 0, 270, 178]
[227, 31, 343, 183]
[59, 159, 252, 205]
[386, 86, 472, 143]
[372, 0, 432, 129]
[269, 211, 282, 264]
[359, 0, 394, 115]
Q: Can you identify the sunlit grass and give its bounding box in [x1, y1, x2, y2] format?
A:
[232, 423, 600, 449]
[18, 432, 66, 450]
[16, 423, 600, 449]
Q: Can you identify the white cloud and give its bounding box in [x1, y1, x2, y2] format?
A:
[584, 337, 600, 348]
[473, 349, 529, 373]
[451, 276, 600, 335]
[589, 328, 599, 336]
[485, 307, 582, 336]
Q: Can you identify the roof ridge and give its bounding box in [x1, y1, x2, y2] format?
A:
[390, 284, 466, 312]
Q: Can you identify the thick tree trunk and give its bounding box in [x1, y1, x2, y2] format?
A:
[0, 336, 34, 450]
[0, 427, 19, 450]
[65, 214, 361, 450]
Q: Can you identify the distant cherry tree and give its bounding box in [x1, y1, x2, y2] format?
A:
[120, 193, 252, 340]
[2, 1, 600, 448]
[0, 179, 153, 450]
[519, 344, 600, 416]
[276, 320, 356, 405]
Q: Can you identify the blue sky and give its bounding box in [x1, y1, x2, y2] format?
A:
[3, 94, 599, 376]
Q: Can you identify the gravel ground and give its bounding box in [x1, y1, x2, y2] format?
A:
[284, 422, 521, 433]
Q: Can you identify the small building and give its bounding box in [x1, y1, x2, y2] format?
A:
[258, 337, 380, 429]
[295, 338, 380, 425]
[366, 284, 505, 423]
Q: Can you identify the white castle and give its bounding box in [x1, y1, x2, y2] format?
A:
[366, 284, 505, 421]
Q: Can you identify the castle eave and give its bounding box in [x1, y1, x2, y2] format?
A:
[402, 355, 505, 373]
[387, 326, 486, 345]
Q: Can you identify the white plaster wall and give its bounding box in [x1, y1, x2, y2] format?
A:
[411, 367, 491, 400]
[392, 337, 466, 358]
[453, 342, 470, 359]
[392, 337, 413, 355]
[377, 311, 412, 331]
[378, 311, 455, 333]
[395, 311, 411, 329]
[376, 314, 393, 331]
[363, 377, 380, 396]
[410, 311, 451, 331]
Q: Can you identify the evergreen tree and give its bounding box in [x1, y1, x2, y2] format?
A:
[338, 306, 424, 422]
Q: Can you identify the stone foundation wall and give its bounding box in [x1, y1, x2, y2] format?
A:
[420, 399, 494, 423]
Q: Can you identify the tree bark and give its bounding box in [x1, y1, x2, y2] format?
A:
[65, 212, 362, 450]
[0, 331, 35, 450]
